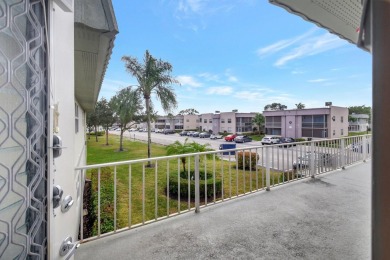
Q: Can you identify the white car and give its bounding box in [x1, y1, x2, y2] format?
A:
[261, 136, 280, 145]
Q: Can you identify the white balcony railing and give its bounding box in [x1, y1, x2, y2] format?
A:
[75, 135, 371, 243]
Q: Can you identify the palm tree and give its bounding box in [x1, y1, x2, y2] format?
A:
[295, 102, 305, 109]
[122, 50, 179, 165]
[166, 138, 211, 172]
[252, 113, 265, 135]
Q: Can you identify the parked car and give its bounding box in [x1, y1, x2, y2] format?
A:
[278, 137, 296, 147]
[350, 142, 370, 153]
[234, 135, 252, 143]
[179, 131, 188, 136]
[192, 132, 200, 137]
[261, 136, 280, 145]
[199, 132, 211, 138]
[210, 134, 223, 140]
[187, 131, 195, 136]
[224, 134, 237, 142]
[293, 152, 333, 170]
[163, 129, 175, 134]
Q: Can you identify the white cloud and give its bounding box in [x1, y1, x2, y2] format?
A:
[257, 28, 317, 57]
[198, 72, 220, 82]
[307, 78, 330, 83]
[224, 69, 238, 82]
[274, 33, 347, 67]
[235, 91, 264, 101]
[291, 69, 305, 75]
[177, 75, 202, 87]
[228, 76, 238, 82]
[206, 86, 233, 95]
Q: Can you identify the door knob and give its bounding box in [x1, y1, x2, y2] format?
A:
[59, 236, 80, 259]
[53, 185, 63, 209]
[61, 195, 74, 213]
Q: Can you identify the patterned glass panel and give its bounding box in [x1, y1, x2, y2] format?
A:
[0, 0, 48, 259]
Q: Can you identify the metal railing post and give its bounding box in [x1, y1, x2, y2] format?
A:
[310, 142, 315, 178]
[340, 138, 346, 169]
[362, 136, 367, 162]
[195, 154, 200, 213]
[265, 146, 271, 191]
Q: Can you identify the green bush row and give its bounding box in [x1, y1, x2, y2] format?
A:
[89, 131, 105, 136]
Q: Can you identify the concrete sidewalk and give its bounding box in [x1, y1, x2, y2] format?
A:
[76, 162, 371, 260]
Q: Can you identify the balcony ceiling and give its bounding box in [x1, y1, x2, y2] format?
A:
[269, 0, 371, 52]
[74, 0, 119, 112]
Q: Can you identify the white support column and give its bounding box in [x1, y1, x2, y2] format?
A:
[372, 0, 390, 258]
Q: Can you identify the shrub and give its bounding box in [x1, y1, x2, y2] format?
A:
[168, 171, 222, 199]
[237, 152, 259, 170]
[295, 138, 306, 142]
[91, 131, 105, 136]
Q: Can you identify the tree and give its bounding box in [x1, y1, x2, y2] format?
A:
[252, 113, 265, 135]
[264, 103, 287, 111]
[295, 102, 305, 109]
[166, 138, 211, 172]
[348, 105, 371, 123]
[179, 108, 199, 115]
[96, 97, 115, 145]
[110, 87, 142, 151]
[87, 110, 99, 142]
[122, 50, 179, 164]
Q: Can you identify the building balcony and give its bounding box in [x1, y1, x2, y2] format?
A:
[75, 136, 371, 259]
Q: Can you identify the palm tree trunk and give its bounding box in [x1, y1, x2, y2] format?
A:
[146, 97, 152, 167]
[181, 158, 186, 172]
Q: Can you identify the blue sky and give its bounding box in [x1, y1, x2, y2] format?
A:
[100, 0, 372, 114]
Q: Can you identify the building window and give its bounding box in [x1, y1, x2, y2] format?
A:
[204, 119, 207, 123]
[301, 115, 328, 138]
[75, 103, 79, 133]
[341, 116, 344, 123]
[227, 127, 231, 132]
[209, 119, 212, 123]
[221, 119, 225, 123]
[341, 129, 344, 135]
[333, 130, 335, 136]
[228, 118, 231, 123]
[186, 119, 189, 122]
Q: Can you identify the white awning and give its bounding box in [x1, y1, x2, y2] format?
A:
[269, 0, 371, 52]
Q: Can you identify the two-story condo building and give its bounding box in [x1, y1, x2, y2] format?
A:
[263, 106, 349, 139]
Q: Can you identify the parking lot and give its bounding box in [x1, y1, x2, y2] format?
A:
[111, 130, 263, 151]
[110, 130, 313, 172]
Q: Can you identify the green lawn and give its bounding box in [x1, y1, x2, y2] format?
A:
[85, 134, 285, 237]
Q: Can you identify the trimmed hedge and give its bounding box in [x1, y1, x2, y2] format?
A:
[168, 171, 222, 199]
[237, 151, 259, 170]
